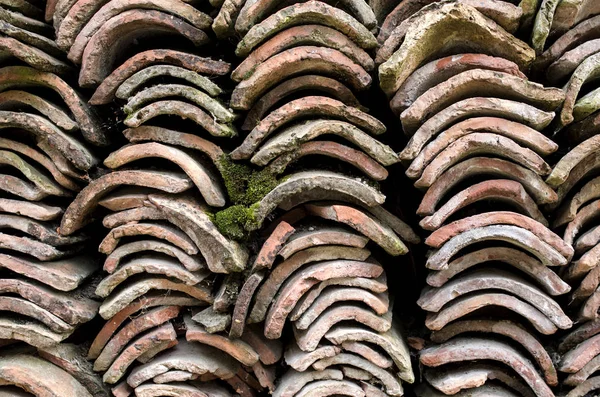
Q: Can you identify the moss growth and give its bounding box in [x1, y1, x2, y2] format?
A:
[218, 155, 279, 206]
[213, 204, 260, 240]
[214, 155, 280, 240]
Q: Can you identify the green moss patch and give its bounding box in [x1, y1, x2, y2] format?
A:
[214, 155, 279, 240]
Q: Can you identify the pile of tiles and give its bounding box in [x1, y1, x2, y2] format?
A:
[9, 0, 600, 395]
[377, 1, 578, 396]
[0, 0, 112, 394]
[531, 2, 600, 396]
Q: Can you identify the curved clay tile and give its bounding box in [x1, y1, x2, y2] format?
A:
[418, 269, 572, 329]
[251, 121, 396, 168]
[0, 215, 83, 247]
[325, 323, 414, 382]
[391, 55, 526, 116]
[417, 382, 520, 396]
[426, 246, 570, 296]
[0, 315, 74, 347]
[305, 203, 408, 256]
[0, 150, 73, 199]
[400, 98, 554, 162]
[0, 232, 80, 261]
[0, 198, 61, 221]
[123, 126, 224, 165]
[379, 0, 522, 46]
[400, 69, 564, 132]
[98, 277, 212, 319]
[93, 305, 182, 371]
[419, 179, 548, 230]
[419, 158, 558, 214]
[0, 278, 98, 325]
[555, 156, 600, 216]
[564, 376, 600, 397]
[407, 117, 557, 178]
[59, 170, 193, 235]
[416, 134, 551, 188]
[0, 8, 52, 36]
[0, 36, 72, 75]
[232, 96, 384, 160]
[430, 319, 558, 386]
[126, 340, 239, 387]
[185, 317, 259, 367]
[577, 288, 600, 321]
[279, 227, 369, 260]
[102, 323, 177, 384]
[425, 211, 572, 259]
[0, 296, 73, 333]
[98, 222, 198, 255]
[101, 206, 164, 228]
[294, 287, 389, 329]
[425, 363, 535, 397]
[95, 257, 207, 297]
[252, 220, 295, 271]
[0, 111, 96, 171]
[104, 143, 226, 207]
[425, 292, 558, 334]
[232, 25, 374, 82]
[103, 240, 205, 273]
[77, 9, 209, 87]
[571, 264, 600, 302]
[248, 246, 371, 324]
[241, 75, 362, 130]
[531, 0, 563, 54]
[548, 39, 600, 83]
[146, 194, 248, 273]
[0, 253, 94, 292]
[273, 369, 343, 397]
[249, 171, 386, 229]
[284, 343, 341, 372]
[565, 356, 600, 387]
[87, 294, 202, 359]
[376, 0, 524, 67]
[235, 2, 377, 57]
[123, 84, 235, 123]
[535, 14, 600, 72]
[236, 0, 376, 34]
[554, 0, 600, 32]
[342, 340, 393, 368]
[290, 275, 388, 321]
[59, 0, 211, 56]
[89, 49, 230, 105]
[0, 353, 93, 396]
[116, 65, 222, 100]
[123, 100, 236, 138]
[421, 337, 553, 397]
[0, 137, 80, 192]
[262, 260, 384, 340]
[266, 140, 388, 181]
[311, 353, 402, 395]
[0, 0, 44, 19]
[560, 333, 600, 373]
[0, 89, 77, 130]
[0, 19, 58, 57]
[231, 47, 371, 110]
[563, 199, 600, 245]
[378, 2, 535, 96]
[0, 66, 106, 145]
[426, 225, 568, 270]
[557, 53, 600, 130]
[574, 225, 600, 254]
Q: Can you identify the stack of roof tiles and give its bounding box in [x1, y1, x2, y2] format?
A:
[376, 1, 580, 396]
[5, 0, 600, 396]
[0, 0, 111, 395]
[531, 1, 600, 396]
